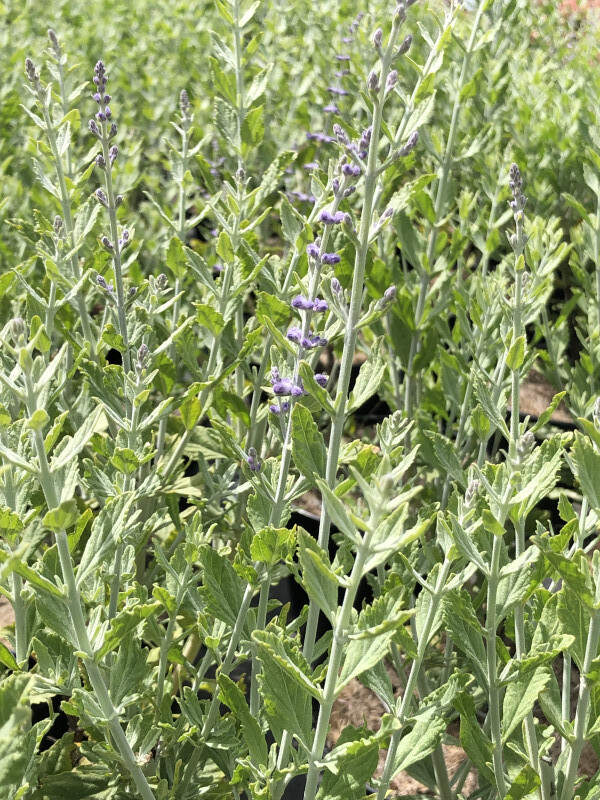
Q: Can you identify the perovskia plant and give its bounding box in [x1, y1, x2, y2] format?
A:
[3, 1, 600, 799]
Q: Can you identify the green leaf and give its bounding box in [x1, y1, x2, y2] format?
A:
[42, 500, 79, 531]
[317, 726, 379, 800]
[474, 373, 509, 438]
[241, 104, 264, 147]
[291, 404, 326, 486]
[570, 432, 600, 510]
[297, 529, 339, 623]
[254, 629, 317, 746]
[180, 385, 202, 431]
[454, 694, 494, 782]
[442, 590, 487, 688]
[505, 764, 541, 800]
[195, 303, 225, 336]
[391, 706, 447, 776]
[425, 431, 466, 488]
[97, 601, 160, 658]
[166, 236, 187, 279]
[502, 666, 550, 741]
[280, 196, 303, 244]
[316, 479, 361, 546]
[219, 674, 268, 766]
[250, 526, 295, 565]
[199, 546, 244, 629]
[558, 586, 591, 671]
[26, 408, 50, 431]
[0, 674, 32, 791]
[256, 292, 291, 328]
[50, 406, 103, 472]
[347, 338, 387, 413]
[110, 447, 139, 475]
[506, 335, 526, 370]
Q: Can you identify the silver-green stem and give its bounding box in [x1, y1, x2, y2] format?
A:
[559, 607, 600, 800]
[486, 534, 507, 797]
[155, 563, 191, 723]
[24, 374, 155, 800]
[403, 0, 486, 421]
[38, 87, 96, 357]
[376, 560, 452, 800]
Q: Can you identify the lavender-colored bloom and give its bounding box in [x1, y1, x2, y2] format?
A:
[399, 130, 419, 157]
[109, 122, 117, 139]
[334, 70, 350, 77]
[343, 185, 356, 197]
[384, 285, 397, 302]
[286, 326, 303, 343]
[88, 119, 100, 137]
[96, 111, 105, 122]
[360, 126, 372, 149]
[25, 57, 39, 83]
[109, 145, 118, 165]
[246, 447, 261, 472]
[314, 373, 328, 387]
[101, 235, 113, 251]
[324, 104, 339, 114]
[336, 54, 350, 61]
[291, 296, 314, 311]
[367, 71, 379, 92]
[319, 209, 346, 225]
[93, 92, 102, 103]
[313, 298, 329, 312]
[332, 178, 340, 195]
[321, 252, 340, 265]
[290, 384, 304, 397]
[156, 273, 168, 289]
[372, 28, 383, 48]
[333, 123, 349, 145]
[341, 36, 353, 44]
[328, 86, 349, 97]
[96, 188, 108, 206]
[271, 366, 281, 383]
[180, 88, 191, 116]
[342, 163, 361, 177]
[290, 191, 316, 204]
[306, 243, 320, 260]
[273, 378, 294, 396]
[95, 154, 106, 169]
[96, 274, 109, 290]
[213, 262, 224, 274]
[386, 70, 398, 90]
[331, 277, 342, 294]
[269, 400, 291, 414]
[304, 162, 319, 171]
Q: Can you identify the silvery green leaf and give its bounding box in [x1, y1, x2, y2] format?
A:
[50, 405, 104, 472]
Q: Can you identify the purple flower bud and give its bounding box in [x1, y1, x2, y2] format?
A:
[324, 104, 339, 114]
[93, 92, 101, 103]
[93, 76, 100, 86]
[314, 373, 328, 387]
[101, 235, 113, 251]
[156, 273, 168, 289]
[336, 54, 350, 61]
[115, 194, 124, 207]
[104, 94, 111, 103]
[88, 119, 100, 136]
[373, 28, 383, 48]
[386, 70, 398, 90]
[334, 70, 350, 78]
[342, 163, 361, 177]
[96, 188, 108, 206]
[397, 34, 412, 56]
[109, 145, 118, 165]
[321, 253, 340, 265]
[367, 71, 379, 92]
[304, 162, 319, 171]
[343, 185, 356, 197]
[25, 57, 39, 83]
[96, 274, 109, 289]
[306, 243, 320, 260]
[286, 326, 303, 343]
[332, 178, 340, 195]
[109, 122, 118, 139]
[291, 384, 304, 397]
[384, 285, 397, 301]
[180, 88, 191, 116]
[269, 403, 280, 414]
[246, 447, 261, 472]
[95, 154, 106, 168]
[342, 36, 353, 43]
[328, 86, 349, 96]
[398, 129, 419, 157]
[331, 277, 342, 294]
[291, 296, 314, 311]
[96, 111, 105, 122]
[105, 106, 112, 119]
[313, 298, 329, 312]
[360, 126, 372, 149]
[271, 366, 281, 384]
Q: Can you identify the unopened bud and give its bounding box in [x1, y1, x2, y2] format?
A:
[372, 28, 383, 48]
[465, 480, 480, 508]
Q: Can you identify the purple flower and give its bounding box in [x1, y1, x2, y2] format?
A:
[306, 243, 320, 260]
[331, 277, 342, 295]
[333, 178, 340, 195]
[386, 70, 398, 91]
[291, 384, 304, 397]
[399, 130, 419, 157]
[344, 185, 356, 197]
[321, 253, 340, 265]
[342, 36, 353, 44]
[246, 447, 261, 472]
[336, 54, 350, 61]
[304, 162, 319, 171]
[273, 378, 294, 396]
[342, 163, 361, 177]
[328, 86, 349, 97]
[373, 28, 383, 47]
[319, 210, 346, 225]
[384, 285, 397, 302]
[314, 373, 328, 387]
[333, 123, 349, 145]
[334, 70, 350, 77]
[397, 35, 412, 56]
[286, 326, 303, 343]
[269, 401, 291, 414]
[109, 145, 118, 165]
[291, 296, 314, 311]
[95, 154, 106, 169]
[313, 298, 328, 312]
[93, 92, 101, 103]
[324, 104, 339, 114]
[360, 126, 372, 149]
[302, 334, 328, 349]
[88, 119, 100, 137]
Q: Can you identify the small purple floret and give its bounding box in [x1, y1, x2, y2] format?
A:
[291, 296, 314, 311]
[313, 298, 329, 312]
[321, 253, 340, 265]
[342, 163, 361, 177]
[306, 243, 320, 260]
[314, 373, 328, 387]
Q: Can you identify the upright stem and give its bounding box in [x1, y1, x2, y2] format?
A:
[376, 560, 452, 800]
[23, 373, 155, 800]
[403, 0, 486, 421]
[486, 534, 507, 797]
